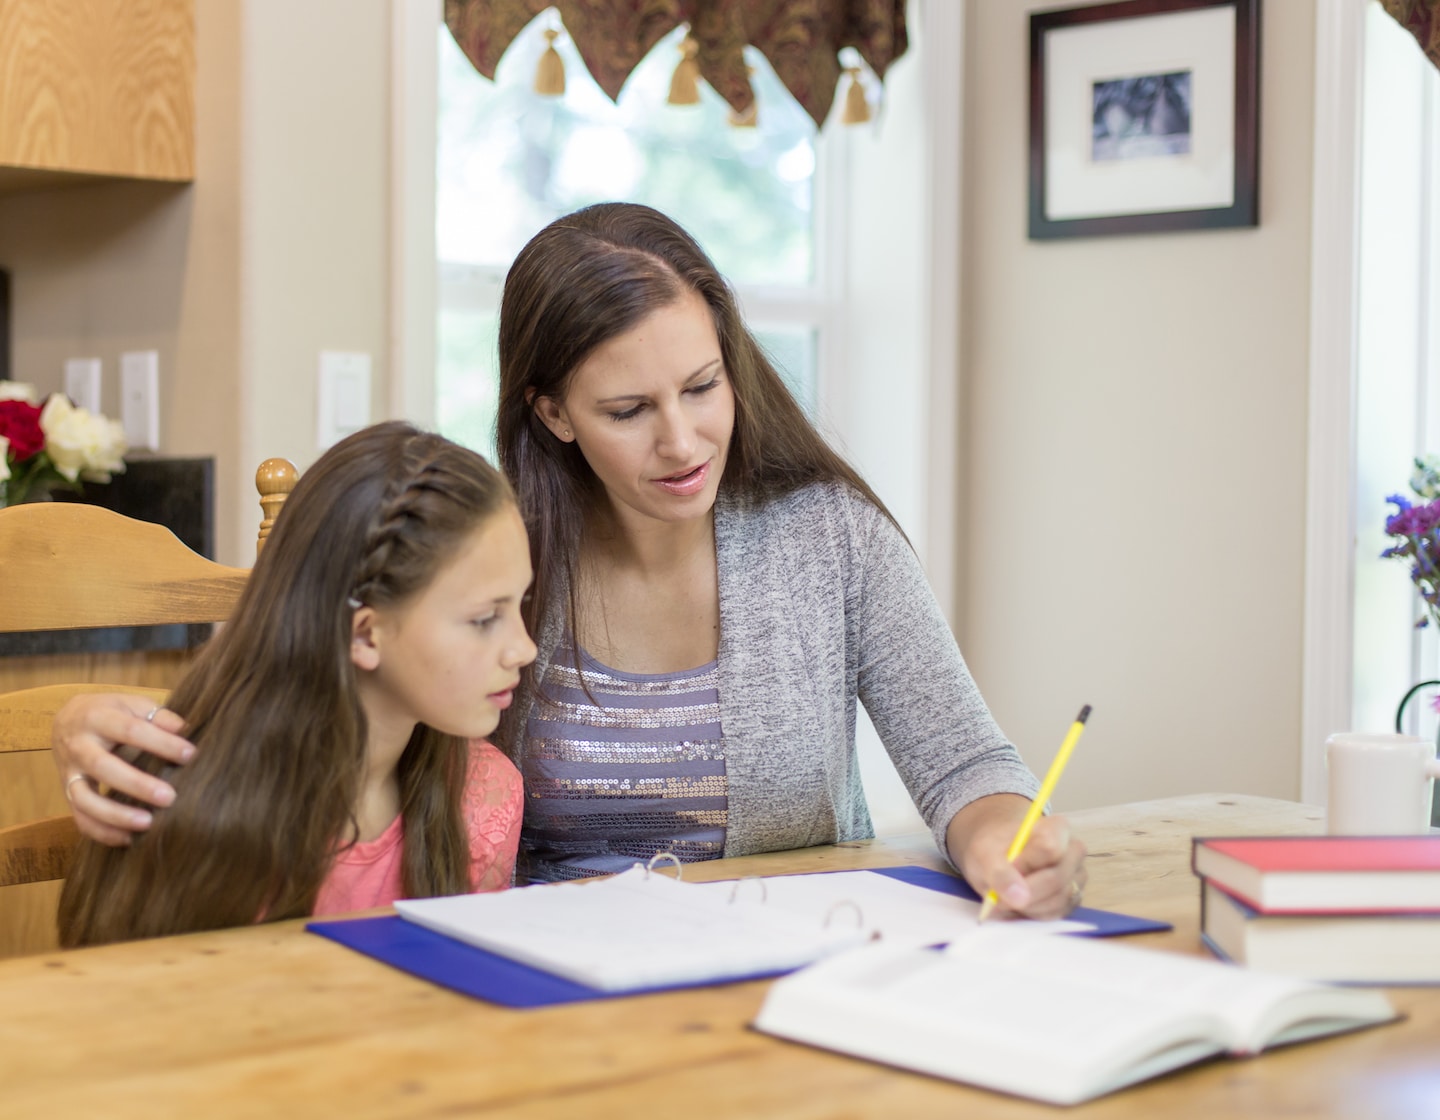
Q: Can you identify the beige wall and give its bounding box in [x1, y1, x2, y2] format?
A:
[0, 0, 391, 567]
[960, 2, 1316, 810]
[239, 0, 391, 538]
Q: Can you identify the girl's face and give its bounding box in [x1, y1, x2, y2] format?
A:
[534, 290, 736, 532]
[355, 504, 537, 745]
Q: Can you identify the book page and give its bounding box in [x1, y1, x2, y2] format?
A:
[395, 866, 868, 991]
[689, 870, 1093, 946]
[756, 942, 1228, 1104]
[846, 942, 1209, 1060]
[943, 926, 1394, 1050]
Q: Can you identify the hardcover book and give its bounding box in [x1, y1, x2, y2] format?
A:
[1200, 879, 1440, 983]
[753, 929, 1399, 1106]
[1191, 835, 1440, 913]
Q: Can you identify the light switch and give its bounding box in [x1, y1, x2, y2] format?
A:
[64, 357, 102, 413]
[120, 350, 160, 450]
[317, 351, 372, 450]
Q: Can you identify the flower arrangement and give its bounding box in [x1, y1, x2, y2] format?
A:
[0, 382, 128, 507]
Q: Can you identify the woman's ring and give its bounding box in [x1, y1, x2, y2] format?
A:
[64, 773, 89, 803]
[145, 706, 160, 723]
[1068, 880, 1083, 906]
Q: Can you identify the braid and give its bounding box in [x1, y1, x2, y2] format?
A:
[349, 437, 461, 607]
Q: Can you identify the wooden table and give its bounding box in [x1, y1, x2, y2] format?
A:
[2, 794, 1437, 1119]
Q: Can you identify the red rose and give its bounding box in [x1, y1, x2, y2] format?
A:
[0, 399, 45, 461]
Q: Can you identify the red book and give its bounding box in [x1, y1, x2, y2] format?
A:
[1191, 835, 1440, 914]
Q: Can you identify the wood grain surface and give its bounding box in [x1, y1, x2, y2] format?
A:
[0, 0, 194, 180]
[0, 505, 245, 631]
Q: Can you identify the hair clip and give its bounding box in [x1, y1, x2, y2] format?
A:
[346, 596, 363, 610]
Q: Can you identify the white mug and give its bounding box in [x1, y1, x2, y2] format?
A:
[1325, 732, 1440, 835]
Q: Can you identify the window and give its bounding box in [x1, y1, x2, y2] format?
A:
[1353, 4, 1440, 741]
[435, 16, 841, 459]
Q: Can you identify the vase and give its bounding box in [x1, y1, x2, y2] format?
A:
[0, 479, 58, 506]
[1393, 680, 1440, 828]
[0, 463, 73, 506]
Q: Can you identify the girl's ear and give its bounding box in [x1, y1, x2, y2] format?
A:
[532, 394, 575, 443]
[350, 606, 382, 672]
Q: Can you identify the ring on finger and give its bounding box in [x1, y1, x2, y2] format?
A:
[145, 706, 161, 723]
[1068, 880, 1083, 906]
[64, 773, 90, 804]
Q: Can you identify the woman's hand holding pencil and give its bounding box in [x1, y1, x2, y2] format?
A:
[944, 706, 1091, 922]
[966, 812, 1087, 920]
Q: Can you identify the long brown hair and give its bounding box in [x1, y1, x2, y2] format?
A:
[58, 422, 517, 947]
[494, 202, 894, 745]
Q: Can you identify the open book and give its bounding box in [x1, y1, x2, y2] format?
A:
[393, 866, 1089, 993]
[753, 927, 1399, 1105]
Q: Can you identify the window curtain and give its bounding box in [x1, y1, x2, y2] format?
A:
[1380, 0, 1440, 67]
[443, 1, 908, 128]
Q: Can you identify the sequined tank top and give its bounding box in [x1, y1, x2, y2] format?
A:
[519, 642, 728, 882]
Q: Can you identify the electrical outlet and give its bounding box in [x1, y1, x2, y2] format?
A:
[120, 350, 160, 450]
[64, 357, 102, 413]
[317, 351, 371, 449]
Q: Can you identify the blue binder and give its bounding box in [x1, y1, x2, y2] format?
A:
[306, 864, 1171, 1009]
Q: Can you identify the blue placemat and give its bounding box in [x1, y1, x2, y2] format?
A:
[307, 864, 1170, 1008]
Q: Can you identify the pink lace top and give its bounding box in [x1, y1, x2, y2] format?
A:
[312, 740, 522, 915]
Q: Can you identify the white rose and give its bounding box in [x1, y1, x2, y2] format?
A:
[0, 434, 10, 482]
[0, 382, 38, 404]
[78, 416, 127, 482]
[39, 395, 129, 483]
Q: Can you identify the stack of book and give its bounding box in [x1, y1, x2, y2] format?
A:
[1191, 835, 1440, 984]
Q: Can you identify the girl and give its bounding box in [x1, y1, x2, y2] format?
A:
[58, 422, 535, 946]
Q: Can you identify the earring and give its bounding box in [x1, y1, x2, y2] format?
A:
[563, 428, 571, 439]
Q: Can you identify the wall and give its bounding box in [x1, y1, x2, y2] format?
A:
[960, 1, 1317, 810]
[239, 0, 390, 530]
[0, 0, 391, 568]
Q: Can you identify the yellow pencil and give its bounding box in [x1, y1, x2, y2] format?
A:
[977, 704, 1091, 922]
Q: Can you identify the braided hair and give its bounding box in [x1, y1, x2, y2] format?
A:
[60, 422, 517, 947]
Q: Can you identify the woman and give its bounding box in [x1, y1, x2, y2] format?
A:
[54, 203, 1085, 918]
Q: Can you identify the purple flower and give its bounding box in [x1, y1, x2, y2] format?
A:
[1385, 496, 1440, 537]
[1383, 484, 1440, 629]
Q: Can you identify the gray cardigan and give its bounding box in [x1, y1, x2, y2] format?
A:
[516, 482, 1040, 862]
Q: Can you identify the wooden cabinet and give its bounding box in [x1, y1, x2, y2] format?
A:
[0, 0, 194, 192]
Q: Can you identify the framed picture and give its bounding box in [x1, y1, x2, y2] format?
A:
[1028, 0, 1260, 240]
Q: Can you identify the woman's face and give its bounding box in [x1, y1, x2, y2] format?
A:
[536, 290, 736, 532]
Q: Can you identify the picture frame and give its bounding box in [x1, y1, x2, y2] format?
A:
[1028, 0, 1260, 240]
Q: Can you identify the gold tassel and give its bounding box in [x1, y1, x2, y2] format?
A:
[841, 66, 870, 124]
[668, 34, 701, 105]
[728, 66, 758, 127]
[728, 100, 757, 127]
[534, 28, 566, 96]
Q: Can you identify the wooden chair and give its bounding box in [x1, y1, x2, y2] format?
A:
[0, 459, 298, 956]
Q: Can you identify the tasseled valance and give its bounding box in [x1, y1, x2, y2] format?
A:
[443, 1, 908, 129]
